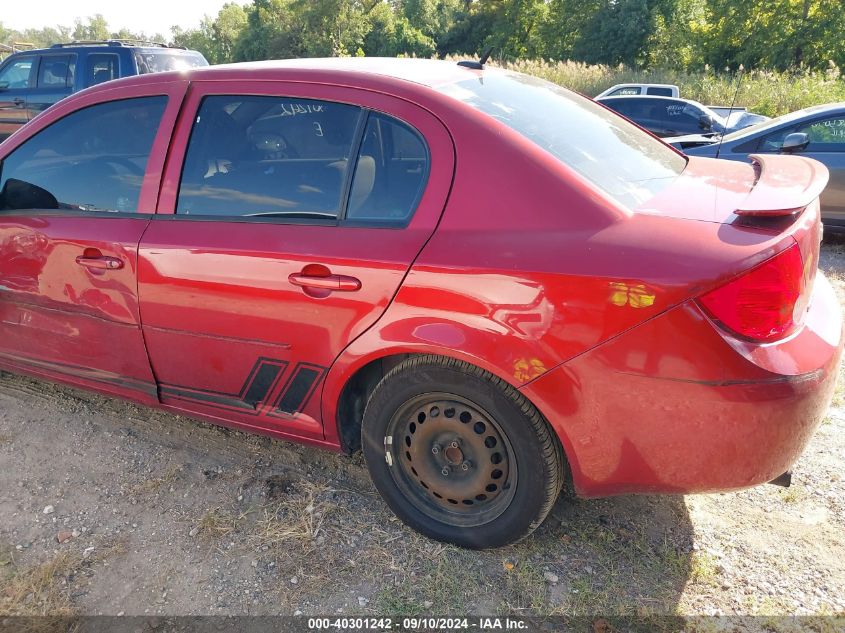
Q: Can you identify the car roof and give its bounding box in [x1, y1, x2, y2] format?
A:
[194, 57, 482, 87]
[80, 57, 490, 102]
[598, 95, 689, 103]
[605, 83, 677, 88]
[7, 43, 199, 56]
[769, 102, 845, 121]
[597, 94, 713, 110]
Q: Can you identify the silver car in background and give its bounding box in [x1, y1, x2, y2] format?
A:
[676, 103, 845, 228]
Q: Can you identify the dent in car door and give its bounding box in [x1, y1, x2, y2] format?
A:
[138, 80, 454, 440]
[0, 81, 186, 401]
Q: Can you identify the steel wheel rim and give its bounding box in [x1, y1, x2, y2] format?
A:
[386, 392, 517, 528]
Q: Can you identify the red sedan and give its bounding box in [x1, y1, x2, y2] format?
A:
[0, 58, 840, 549]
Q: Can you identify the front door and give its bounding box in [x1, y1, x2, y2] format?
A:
[139, 80, 454, 439]
[0, 82, 185, 402]
[0, 55, 35, 141]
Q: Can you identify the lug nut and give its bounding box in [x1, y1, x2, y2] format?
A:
[450, 440, 460, 449]
[441, 468, 450, 477]
[431, 444, 440, 455]
[461, 461, 471, 471]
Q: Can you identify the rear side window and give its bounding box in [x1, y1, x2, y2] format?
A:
[88, 54, 119, 86]
[0, 56, 35, 89]
[441, 73, 685, 208]
[0, 96, 166, 213]
[134, 50, 208, 74]
[347, 113, 429, 225]
[177, 96, 361, 220]
[609, 87, 641, 96]
[647, 87, 674, 97]
[37, 55, 76, 89]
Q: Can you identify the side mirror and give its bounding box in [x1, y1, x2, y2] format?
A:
[698, 114, 714, 132]
[0, 178, 59, 211]
[781, 132, 810, 153]
[0, 82, 9, 91]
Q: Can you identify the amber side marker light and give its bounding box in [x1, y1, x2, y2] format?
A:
[698, 243, 805, 343]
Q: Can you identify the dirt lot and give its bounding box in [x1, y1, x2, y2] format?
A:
[1, 238, 845, 621]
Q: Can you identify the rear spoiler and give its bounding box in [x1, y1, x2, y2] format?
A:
[735, 154, 829, 217]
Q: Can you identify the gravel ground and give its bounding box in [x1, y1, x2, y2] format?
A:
[0, 237, 844, 620]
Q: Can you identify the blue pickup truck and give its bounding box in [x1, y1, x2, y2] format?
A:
[0, 40, 207, 141]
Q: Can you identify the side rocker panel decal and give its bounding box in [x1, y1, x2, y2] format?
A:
[159, 357, 288, 416]
[157, 358, 327, 420]
[270, 363, 327, 417]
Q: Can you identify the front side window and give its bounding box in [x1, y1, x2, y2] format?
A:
[0, 96, 167, 213]
[37, 55, 76, 89]
[346, 113, 429, 225]
[0, 56, 35, 89]
[177, 96, 361, 220]
[761, 116, 845, 153]
[440, 73, 686, 209]
[798, 117, 845, 151]
[665, 102, 705, 133]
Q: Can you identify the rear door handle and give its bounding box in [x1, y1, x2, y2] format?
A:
[12, 98, 24, 107]
[288, 272, 361, 292]
[75, 255, 124, 270]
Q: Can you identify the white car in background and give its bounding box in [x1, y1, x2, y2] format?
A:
[595, 83, 680, 98]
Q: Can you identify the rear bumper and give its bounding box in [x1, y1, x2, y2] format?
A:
[522, 273, 843, 497]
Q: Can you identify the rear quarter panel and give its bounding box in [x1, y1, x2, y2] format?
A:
[322, 101, 806, 447]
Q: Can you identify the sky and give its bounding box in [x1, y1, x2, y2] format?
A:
[3, 0, 234, 38]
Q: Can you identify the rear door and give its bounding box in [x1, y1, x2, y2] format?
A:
[138, 80, 454, 439]
[0, 81, 186, 401]
[0, 55, 35, 141]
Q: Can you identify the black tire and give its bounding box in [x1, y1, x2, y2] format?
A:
[361, 355, 564, 549]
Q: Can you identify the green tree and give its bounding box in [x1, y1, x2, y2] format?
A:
[364, 2, 436, 57]
[72, 15, 110, 41]
[213, 3, 248, 61]
[698, 0, 845, 71]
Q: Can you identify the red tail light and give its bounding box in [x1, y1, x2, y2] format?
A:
[698, 243, 805, 342]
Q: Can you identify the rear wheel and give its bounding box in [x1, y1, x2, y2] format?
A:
[361, 356, 564, 548]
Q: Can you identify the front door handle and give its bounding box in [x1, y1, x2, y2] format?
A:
[12, 98, 24, 107]
[289, 272, 361, 292]
[75, 255, 124, 270]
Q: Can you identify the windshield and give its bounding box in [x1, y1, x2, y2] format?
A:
[437, 72, 686, 209]
[134, 50, 208, 74]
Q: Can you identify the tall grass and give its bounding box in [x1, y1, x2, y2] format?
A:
[489, 59, 845, 117]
